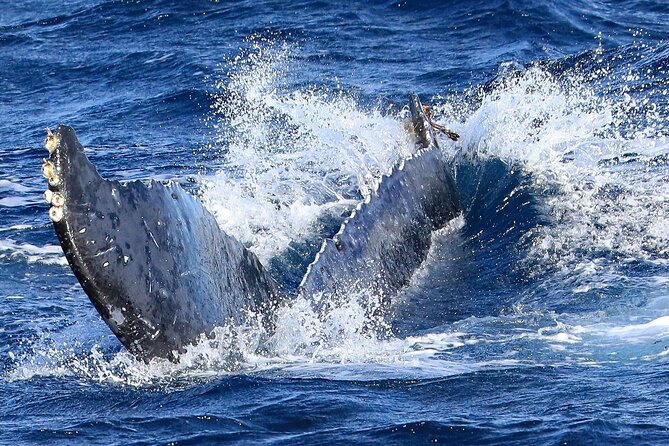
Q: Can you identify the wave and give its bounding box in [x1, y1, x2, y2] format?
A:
[0, 239, 67, 266]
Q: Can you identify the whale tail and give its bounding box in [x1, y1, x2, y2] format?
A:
[42, 94, 461, 362]
[42, 126, 280, 361]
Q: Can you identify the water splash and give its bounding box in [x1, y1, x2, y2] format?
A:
[202, 39, 412, 261]
[4, 317, 528, 387]
[434, 56, 669, 286]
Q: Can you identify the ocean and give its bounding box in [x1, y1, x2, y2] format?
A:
[1, 0, 669, 444]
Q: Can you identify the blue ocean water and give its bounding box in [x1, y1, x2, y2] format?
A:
[2, 0, 669, 444]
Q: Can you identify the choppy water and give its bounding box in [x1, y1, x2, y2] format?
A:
[2, 1, 669, 444]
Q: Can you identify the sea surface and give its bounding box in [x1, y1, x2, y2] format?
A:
[2, 1, 669, 444]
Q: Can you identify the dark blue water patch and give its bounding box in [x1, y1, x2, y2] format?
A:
[521, 258, 669, 317]
[0, 31, 36, 47]
[2, 366, 668, 445]
[4, 0, 666, 147]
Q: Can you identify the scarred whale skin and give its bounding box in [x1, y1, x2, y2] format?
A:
[298, 93, 462, 313]
[42, 93, 461, 362]
[43, 125, 281, 361]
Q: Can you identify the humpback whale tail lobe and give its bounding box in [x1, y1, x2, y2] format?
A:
[297, 93, 462, 314]
[42, 126, 280, 362]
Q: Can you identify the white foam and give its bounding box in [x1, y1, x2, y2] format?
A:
[5, 314, 526, 386]
[0, 180, 40, 207]
[0, 224, 33, 232]
[435, 63, 669, 277]
[201, 41, 411, 261]
[0, 239, 67, 266]
[0, 196, 38, 207]
[602, 316, 669, 340]
[0, 179, 30, 193]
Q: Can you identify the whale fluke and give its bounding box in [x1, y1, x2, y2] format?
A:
[43, 93, 461, 362]
[43, 125, 280, 361]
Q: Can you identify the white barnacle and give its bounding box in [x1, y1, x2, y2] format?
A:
[42, 160, 56, 179]
[50, 192, 65, 207]
[43, 189, 53, 204]
[49, 206, 63, 222]
[44, 128, 59, 154]
[48, 175, 60, 187]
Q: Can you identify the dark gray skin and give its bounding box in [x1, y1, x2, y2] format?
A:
[298, 93, 462, 316]
[43, 94, 461, 362]
[44, 125, 281, 362]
